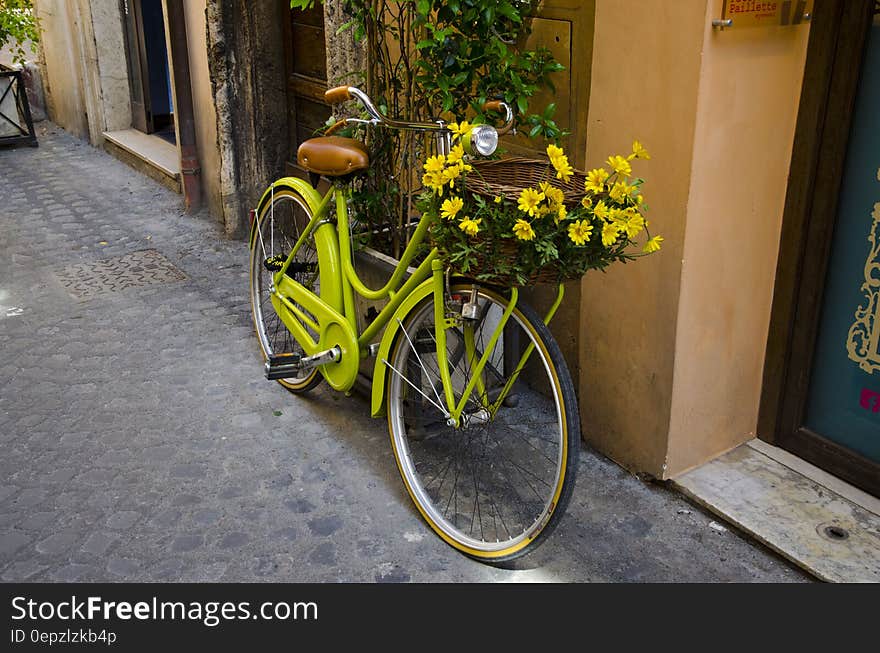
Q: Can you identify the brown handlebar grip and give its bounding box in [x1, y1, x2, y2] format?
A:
[323, 119, 348, 136]
[324, 86, 352, 104]
[482, 100, 505, 112]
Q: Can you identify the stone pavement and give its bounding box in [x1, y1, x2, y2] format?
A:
[0, 124, 811, 583]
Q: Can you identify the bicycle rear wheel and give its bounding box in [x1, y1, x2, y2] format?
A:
[385, 284, 579, 563]
[249, 182, 322, 393]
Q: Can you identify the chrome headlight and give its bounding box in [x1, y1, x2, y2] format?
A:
[463, 125, 499, 157]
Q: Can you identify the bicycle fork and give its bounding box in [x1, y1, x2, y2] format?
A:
[425, 260, 567, 429]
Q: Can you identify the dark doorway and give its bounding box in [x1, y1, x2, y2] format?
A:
[122, 0, 175, 141]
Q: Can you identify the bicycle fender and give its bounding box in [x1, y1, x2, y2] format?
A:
[370, 277, 436, 418]
[249, 177, 325, 249]
[251, 177, 345, 316]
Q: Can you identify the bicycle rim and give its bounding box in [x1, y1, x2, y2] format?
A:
[386, 285, 577, 561]
[249, 187, 321, 392]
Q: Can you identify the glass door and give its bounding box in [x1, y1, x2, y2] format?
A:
[761, 1, 880, 497]
[804, 10, 880, 466]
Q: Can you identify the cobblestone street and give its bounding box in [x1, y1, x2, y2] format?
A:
[0, 124, 811, 582]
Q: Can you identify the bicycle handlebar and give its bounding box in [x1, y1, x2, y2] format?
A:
[481, 99, 515, 136]
[324, 86, 352, 105]
[324, 86, 514, 136]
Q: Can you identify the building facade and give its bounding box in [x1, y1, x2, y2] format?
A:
[30, 0, 880, 497]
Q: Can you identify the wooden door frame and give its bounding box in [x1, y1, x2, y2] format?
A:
[758, 0, 879, 496]
[121, 0, 150, 132]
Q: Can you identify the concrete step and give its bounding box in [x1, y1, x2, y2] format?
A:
[672, 439, 880, 582]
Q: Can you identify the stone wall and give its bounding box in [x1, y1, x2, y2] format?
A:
[323, 1, 366, 88]
[205, 0, 289, 236]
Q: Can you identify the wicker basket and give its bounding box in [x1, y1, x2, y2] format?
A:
[466, 157, 589, 207]
[431, 157, 589, 286]
[462, 238, 567, 286]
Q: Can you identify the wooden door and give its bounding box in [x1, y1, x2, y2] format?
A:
[282, 1, 330, 170]
[121, 0, 151, 133]
[504, 0, 595, 169]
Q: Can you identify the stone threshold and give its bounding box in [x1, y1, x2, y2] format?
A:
[672, 439, 880, 583]
[102, 129, 180, 193]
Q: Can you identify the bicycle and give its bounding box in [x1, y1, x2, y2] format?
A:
[248, 86, 580, 563]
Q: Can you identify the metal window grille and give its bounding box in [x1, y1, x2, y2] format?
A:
[0, 70, 37, 147]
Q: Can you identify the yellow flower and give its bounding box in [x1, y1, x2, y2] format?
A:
[446, 144, 465, 166]
[424, 154, 446, 174]
[517, 187, 545, 216]
[442, 165, 461, 188]
[458, 216, 482, 236]
[556, 204, 567, 222]
[609, 181, 630, 203]
[547, 145, 573, 182]
[513, 219, 536, 241]
[643, 235, 664, 253]
[636, 194, 644, 205]
[601, 222, 620, 246]
[584, 168, 609, 194]
[606, 155, 632, 177]
[580, 196, 593, 210]
[440, 196, 464, 220]
[622, 214, 645, 238]
[614, 209, 645, 238]
[553, 156, 574, 183]
[568, 220, 593, 245]
[547, 144, 565, 161]
[630, 140, 650, 160]
[593, 200, 611, 221]
[540, 182, 565, 206]
[494, 195, 503, 204]
[422, 171, 446, 194]
[610, 207, 629, 224]
[450, 121, 472, 140]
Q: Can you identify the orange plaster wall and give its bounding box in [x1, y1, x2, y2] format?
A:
[664, 6, 810, 477]
[578, 0, 707, 474]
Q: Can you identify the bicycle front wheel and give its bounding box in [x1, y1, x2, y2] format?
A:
[385, 284, 579, 563]
[249, 182, 322, 393]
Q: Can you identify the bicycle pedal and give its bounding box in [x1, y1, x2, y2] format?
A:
[265, 353, 303, 380]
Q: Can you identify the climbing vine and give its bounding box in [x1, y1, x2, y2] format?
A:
[292, 0, 566, 257]
[0, 0, 39, 67]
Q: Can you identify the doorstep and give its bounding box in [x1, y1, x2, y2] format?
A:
[102, 129, 181, 193]
[672, 439, 880, 582]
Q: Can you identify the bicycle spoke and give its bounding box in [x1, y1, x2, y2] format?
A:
[383, 358, 448, 417]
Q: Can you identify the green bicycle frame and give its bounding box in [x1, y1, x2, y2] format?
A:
[257, 178, 564, 425]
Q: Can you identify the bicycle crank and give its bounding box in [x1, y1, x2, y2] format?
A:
[265, 346, 341, 380]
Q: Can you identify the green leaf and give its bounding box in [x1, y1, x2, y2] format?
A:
[498, 2, 521, 22]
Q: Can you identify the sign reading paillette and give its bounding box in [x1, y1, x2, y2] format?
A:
[722, 0, 814, 27]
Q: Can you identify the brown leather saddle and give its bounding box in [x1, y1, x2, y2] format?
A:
[296, 136, 369, 177]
